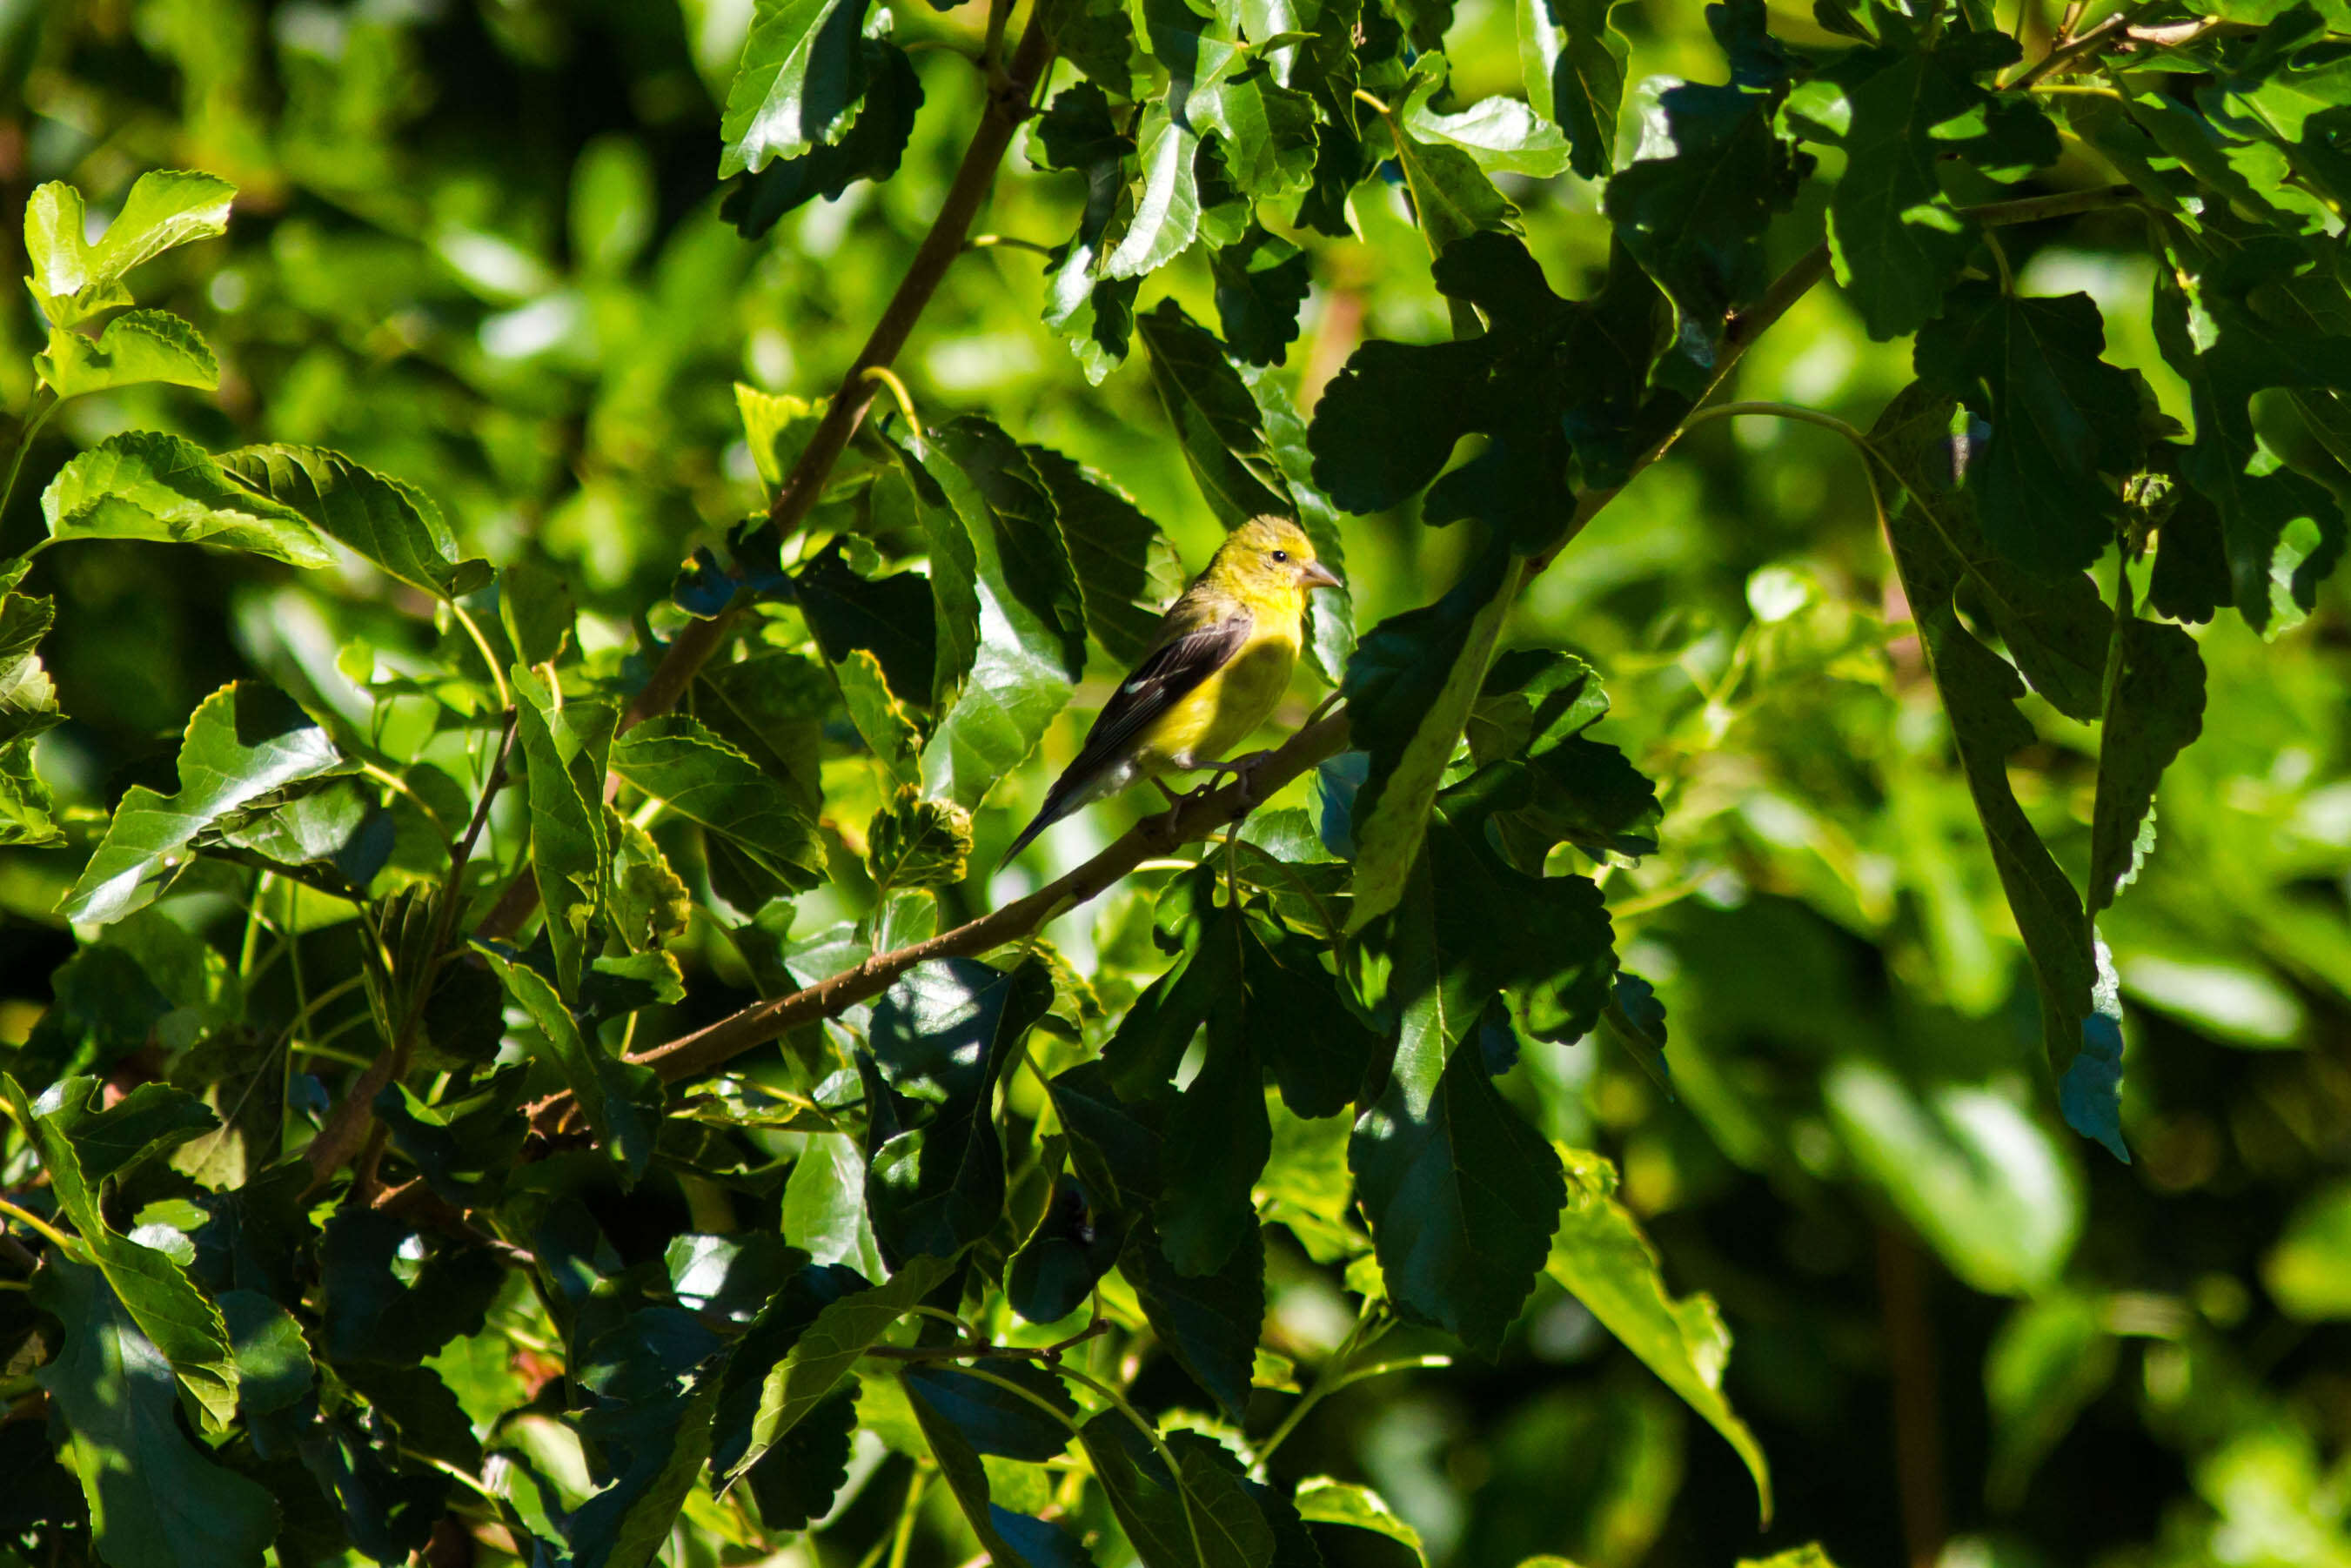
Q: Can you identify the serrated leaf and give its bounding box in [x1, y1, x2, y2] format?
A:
[723, 42, 924, 238]
[476, 945, 662, 1186]
[1339, 546, 1517, 928]
[724, 1253, 956, 1482]
[1546, 1146, 1771, 1524]
[2088, 611, 2206, 913]
[1025, 443, 1185, 667]
[2152, 213, 2351, 628]
[1307, 231, 1665, 553]
[1800, 37, 2059, 338]
[1124, 1219, 1266, 1422]
[1211, 224, 1313, 367]
[1401, 55, 1571, 178]
[90, 169, 238, 280]
[217, 444, 492, 600]
[867, 784, 975, 890]
[866, 960, 1054, 1262]
[1080, 1418, 1275, 1568]
[6, 1075, 240, 1430]
[60, 680, 350, 926]
[897, 420, 1088, 808]
[512, 666, 613, 997]
[1604, 0, 1800, 379]
[720, 0, 877, 177]
[44, 432, 330, 568]
[1294, 1478, 1426, 1563]
[612, 714, 827, 890]
[1517, 0, 1628, 179]
[38, 309, 219, 399]
[1139, 299, 1296, 525]
[1868, 384, 2101, 1095]
[1349, 979, 1565, 1357]
[907, 1366, 1096, 1568]
[1914, 285, 2147, 579]
[31, 1257, 276, 1568]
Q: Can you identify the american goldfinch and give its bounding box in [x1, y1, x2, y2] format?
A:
[1001, 515, 1342, 863]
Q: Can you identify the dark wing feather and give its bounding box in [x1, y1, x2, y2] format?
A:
[1000, 604, 1255, 865]
[1062, 606, 1255, 781]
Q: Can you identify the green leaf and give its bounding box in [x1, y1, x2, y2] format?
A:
[38, 308, 219, 399]
[899, 419, 1088, 808]
[1308, 231, 1666, 553]
[26, 171, 235, 326]
[905, 1367, 1093, 1568]
[1081, 1419, 1276, 1568]
[1350, 973, 1565, 1356]
[499, 558, 578, 667]
[1124, 1219, 1266, 1422]
[2088, 610, 2206, 914]
[1868, 385, 2101, 1090]
[1603, 0, 1800, 379]
[1796, 34, 2059, 338]
[1023, 442, 1184, 667]
[1339, 546, 1517, 929]
[1401, 55, 1572, 178]
[1035, 84, 1142, 384]
[720, 0, 877, 177]
[612, 714, 827, 890]
[723, 1253, 956, 1482]
[219, 1289, 315, 1416]
[571, 1375, 722, 1568]
[1517, 0, 1628, 179]
[1391, 116, 1517, 254]
[5, 1075, 240, 1430]
[1546, 1147, 1772, 1524]
[722, 42, 924, 239]
[1138, 299, 1297, 526]
[43, 431, 331, 568]
[60, 680, 350, 925]
[735, 384, 821, 490]
[782, 1134, 887, 1277]
[1211, 224, 1313, 368]
[797, 539, 941, 707]
[867, 783, 975, 891]
[218, 444, 492, 600]
[31, 1258, 276, 1568]
[318, 1211, 506, 1366]
[476, 945, 663, 1186]
[0, 573, 62, 845]
[90, 169, 238, 281]
[866, 959, 1054, 1262]
[2152, 214, 2351, 628]
[512, 665, 613, 997]
[1914, 285, 2147, 579]
[1294, 1478, 1427, 1564]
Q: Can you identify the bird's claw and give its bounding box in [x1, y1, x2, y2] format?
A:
[1201, 749, 1275, 807]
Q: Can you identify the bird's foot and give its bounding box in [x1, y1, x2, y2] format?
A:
[1198, 749, 1276, 807]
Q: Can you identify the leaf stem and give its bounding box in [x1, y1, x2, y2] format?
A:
[0, 388, 58, 526]
[1249, 1309, 1389, 1467]
[887, 1464, 930, 1568]
[861, 365, 924, 432]
[445, 599, 513, 711]
[0, 1197, 77, 1256]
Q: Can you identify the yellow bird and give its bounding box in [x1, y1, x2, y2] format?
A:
[1001, 515, 1342, 863]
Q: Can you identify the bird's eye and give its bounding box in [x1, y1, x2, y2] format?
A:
[1271, 549, 1289, 562]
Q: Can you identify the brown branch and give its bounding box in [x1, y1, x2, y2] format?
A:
[2007, 0, 2167, 90]
[477, 16, 1058, 946]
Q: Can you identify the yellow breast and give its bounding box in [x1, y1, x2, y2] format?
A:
[1136, 624, 1301, 774]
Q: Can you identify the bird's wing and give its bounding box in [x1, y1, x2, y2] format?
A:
[1063, 604, 1256, 780]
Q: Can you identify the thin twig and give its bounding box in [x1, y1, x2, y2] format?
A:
[306, 711, 520, 1192]
[2006, 1, 2164, 90]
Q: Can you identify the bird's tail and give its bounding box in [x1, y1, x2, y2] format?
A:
[996, 789, 1070, 869]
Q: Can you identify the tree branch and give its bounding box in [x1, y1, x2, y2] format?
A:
[573, 181, 2157, 1099]
[476, 16, 1058, 946]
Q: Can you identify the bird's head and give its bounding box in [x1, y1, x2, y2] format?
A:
[1211, 516, 1342, 601]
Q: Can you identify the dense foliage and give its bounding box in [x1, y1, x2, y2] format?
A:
[5, 0, 2351, 1565]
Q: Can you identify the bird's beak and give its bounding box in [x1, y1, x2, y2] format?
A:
[1298, 560, 1342, 591]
